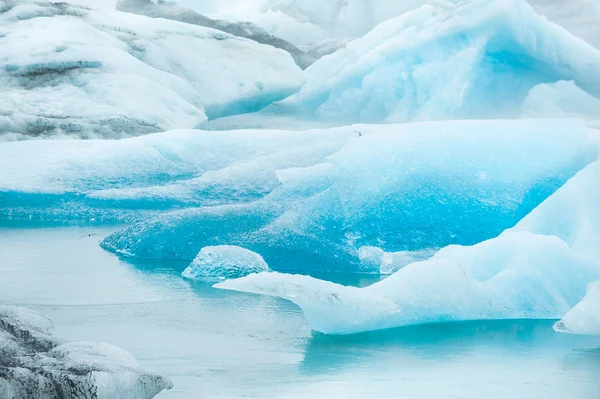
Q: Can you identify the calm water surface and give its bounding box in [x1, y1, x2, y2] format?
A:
[1, 225, 599, 398]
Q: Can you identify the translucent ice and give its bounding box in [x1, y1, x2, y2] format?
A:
[0, 0, 303, 139]
[182, 245, 270, 281]
[554, 281, 600, 336]
[274, 0, 600, 123]
[0, 305, 172, 398]
[216, 161, 600, 334]
[99, 119, 597, 273]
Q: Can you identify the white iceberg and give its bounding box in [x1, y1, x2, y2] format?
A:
[0, 0, 303, 139]
[554, 281, 600, 336]
[0, 305, 172, 398]
[182, 245, 270, 281]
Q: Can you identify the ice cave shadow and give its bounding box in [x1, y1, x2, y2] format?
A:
[300, 319, 600, 375]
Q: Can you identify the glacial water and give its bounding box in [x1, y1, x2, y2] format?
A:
[1, 224, 599, 399]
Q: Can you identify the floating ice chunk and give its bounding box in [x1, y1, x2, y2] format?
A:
[0, 0, 303, 139]
[275, 0, 600, 123]
[217, 232, 600, 334]
[182, 245, 270, 281]
[554, 281, 600, 336]
[0, 305, 172, 399]
[357, 246, 385, 273]
[100, 119, 597, 273]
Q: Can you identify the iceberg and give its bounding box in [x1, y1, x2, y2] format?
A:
[216, 161, 600, 334]
[0, 305, 172, 398]
[0, 0, 303, 140]
[98, 119, 596, 273]
[554, 281, 600, 336]
[182, 245, 270, 281]
[272, 0, 600, 124]
[116, 0, 316, 68]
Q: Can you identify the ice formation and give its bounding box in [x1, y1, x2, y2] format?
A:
[116, 0, 316, 68]
[216, 161, 600, 334]
[0, 0, 303, 139]
[0, 305, 172, 398]
[270, 0, 600, 124]
[97, 119, 596, 273]
[182, 245, 270, 281]
[554, 281, 600, 336]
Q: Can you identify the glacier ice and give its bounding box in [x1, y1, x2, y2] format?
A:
[0, 305, 172, 399]
[216, 160, 600, 334]
[554, 281, 600, 336]
[182, 245, 270, 281]
[0, 0, 303, 139]
[97, 119, 597, 273]
[116, 0, 316, 68]
[270, 0, 600, 124]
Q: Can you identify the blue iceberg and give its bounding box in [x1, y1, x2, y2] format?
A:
[273, 0, 600, 123]
[216, 161, 600, 334]
[99, 119, 596, 273]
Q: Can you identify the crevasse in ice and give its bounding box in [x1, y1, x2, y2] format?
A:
[0, 305, 173, 398]
[0, 0, 303, 139]
[215, 160, 600, 334]
[97, 119, 596, 273]
[270, 0, 600, 123]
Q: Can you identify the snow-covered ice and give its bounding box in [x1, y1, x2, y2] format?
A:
[182, 245, 270, 281]
[554, 281, 600, 336]
[0, 305, 172, 399]
[216, 160, 600, 334]
[0, 0, 303, 139]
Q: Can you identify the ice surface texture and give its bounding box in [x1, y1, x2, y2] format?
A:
[554, 281, 600, 336]
[272, 0, 600, 123]
[97, 119, 596, 272]
[0, 305, 172, 399]
[182, 245, 270, 281]
[116, 0, 316, 68]
[0, 0, 303, 139]
[216, 161, 600, 334]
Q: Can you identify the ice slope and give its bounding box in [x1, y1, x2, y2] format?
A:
[554, 281, 600, 336]
[182, 245, 270, 281]
[0, 0, 303, 140]
[0, 305, 172, 398]
[97, 119, 597, 273]
[216, 160, 600, 334]
[272, 0, 600, 124]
